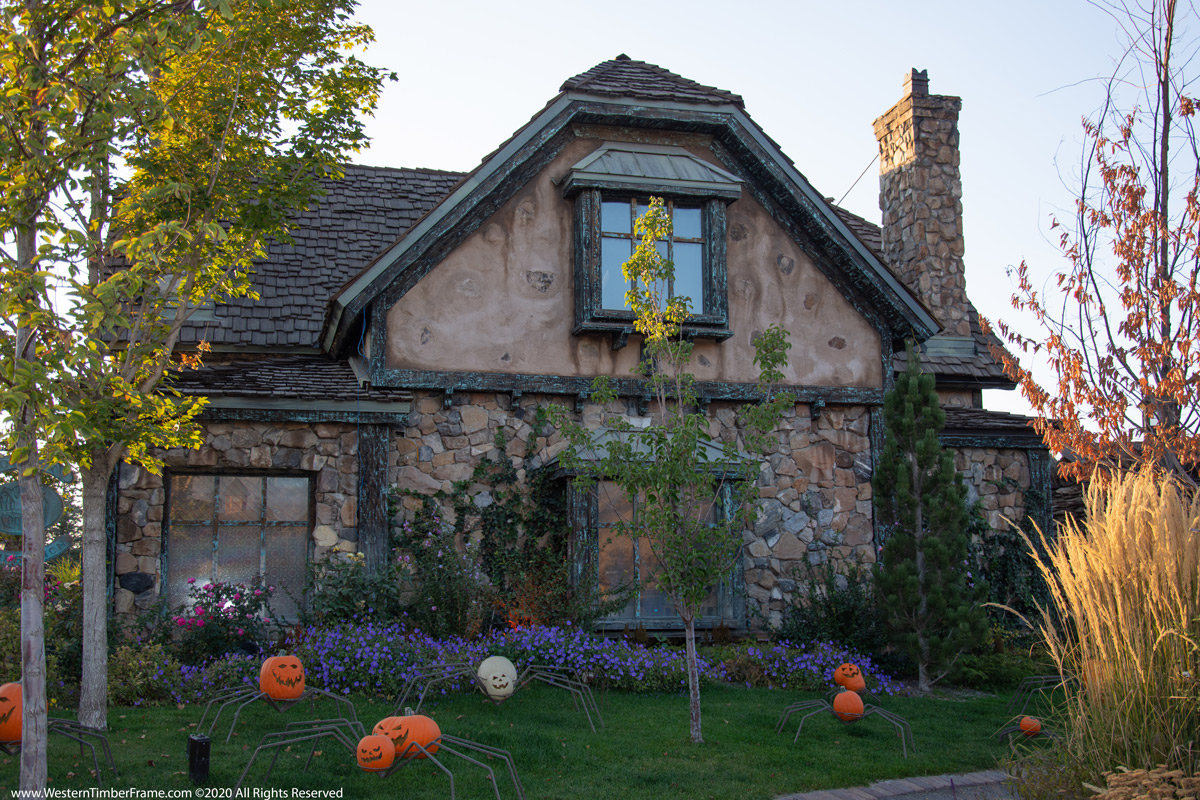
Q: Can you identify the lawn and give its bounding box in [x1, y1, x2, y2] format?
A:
[0, 684, 1019, 799]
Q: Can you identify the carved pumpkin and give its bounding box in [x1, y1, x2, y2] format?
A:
[833, 663, 866, 693]
[393, 713, 441, 760]
[832, 689, 864, 722]
[1019, 716, 1042, 737]
[259, 655, 306, 700]
[477, 655, 518, 701]
[371, 716, 406, 750]
[356, 734, 395, 771]
[0, 683, 20, 743]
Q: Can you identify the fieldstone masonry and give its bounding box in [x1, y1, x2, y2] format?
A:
[113, 396, 1041, 631]
[874, 68, 972, 339]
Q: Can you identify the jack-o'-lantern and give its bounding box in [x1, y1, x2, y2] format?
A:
[0, 683, 20, 743]
[371, 716, 406, 749]
[832, 689, 864, 722]
[259, 655, 306, 700]
[833, 663, 866, 693]
[1019, 716, 1042, 737]
[356, 734, 395, 771]
[477, 655, 518, 701]
[393, 713, 441, 760]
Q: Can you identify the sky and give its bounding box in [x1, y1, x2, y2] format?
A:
[349, 0, 1130, 417]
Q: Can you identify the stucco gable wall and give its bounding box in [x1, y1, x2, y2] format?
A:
[383, 133, 882, 388]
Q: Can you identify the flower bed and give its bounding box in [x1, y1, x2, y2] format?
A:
[149, 623, 895, 705]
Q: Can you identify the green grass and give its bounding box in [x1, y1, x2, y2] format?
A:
[0, 685, 1017, 799]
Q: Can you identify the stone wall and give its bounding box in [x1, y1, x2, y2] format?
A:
[953, 445, 1035, 533]
[393, 390, 876, 631]
[113, 420, 363, 618]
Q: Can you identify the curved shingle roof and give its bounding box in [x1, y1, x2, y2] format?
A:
[561, 54, 744, 108]
[180, 164, 464, 351]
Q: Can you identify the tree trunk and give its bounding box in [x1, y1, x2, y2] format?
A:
[911, 450, 931, 694]
[684, 614, 702, 743]
[78, 458, 112, 730]
[16, 257, 48, 792]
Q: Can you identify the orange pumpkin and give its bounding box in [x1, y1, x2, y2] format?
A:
[356, 734, 395, 771]
[833, 663, 866, 693]
[1019, 716, 1042, 737]
[371, 716, 406, 750]
[392, 714, 441, 760]
[259, 655, 306, 700]
[832, 689, 864, 722]
[0, 683, 20, 743]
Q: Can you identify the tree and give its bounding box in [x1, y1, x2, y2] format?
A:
[873, 344, 986, 694]
[0, 0, 389, 756]
[555, 198, 792, 743]
[985, 0, 1200, 482]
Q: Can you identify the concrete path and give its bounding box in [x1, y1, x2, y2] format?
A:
[777, 769, 1017, 800]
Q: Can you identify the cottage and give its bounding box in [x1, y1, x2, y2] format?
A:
[112, 57, 1052, 631]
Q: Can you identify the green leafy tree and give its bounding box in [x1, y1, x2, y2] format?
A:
[873, 343, 987, 693]
[555, 198, 792, 743]
[0, 0, 389, 754]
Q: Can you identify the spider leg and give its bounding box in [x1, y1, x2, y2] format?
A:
[430, 740, 503, 800]
[47, 721, 110, 785]
[199, 687, 259, 739]
[222, 691, 271, 742]
[775, 699, 827, 734]
[525, 671, 602, 732]
[440, 735, 526, 800]
[791, 703, 834, 744]
[235, 721, 362, 791]
[394, 664, 475, 714]
[862, 706, 915, 758]
[55, 720, 117, 777]
[388, 741, 458, 799]
[298, 688, 360, 724]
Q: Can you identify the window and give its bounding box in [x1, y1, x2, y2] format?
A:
[165, 474, 311, 621]
[563, 142, 741, 340]
[599, 199, 705, 313]
[582, 479, 741, 631]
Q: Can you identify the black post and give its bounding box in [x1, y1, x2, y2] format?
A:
[187, 733, 210, 784]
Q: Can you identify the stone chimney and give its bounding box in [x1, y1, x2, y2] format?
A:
[873, 69, 970, 338]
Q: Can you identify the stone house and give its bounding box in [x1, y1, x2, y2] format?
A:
[112, 57, 1052, 631]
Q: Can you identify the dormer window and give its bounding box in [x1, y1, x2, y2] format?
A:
[563, 142, 741, 340]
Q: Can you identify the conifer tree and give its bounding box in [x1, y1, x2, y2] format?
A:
[873, 343, 986, 693]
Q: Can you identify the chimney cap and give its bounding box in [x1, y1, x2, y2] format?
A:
[903, 68, 929, 97]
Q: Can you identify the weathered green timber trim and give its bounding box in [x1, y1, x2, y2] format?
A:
[199, 407, 408, 425]
[574, 189, 599, 331]
[338, 95, 936, 364]
[868, 405, 885, 552]
[356, 424, 390, 576]
[373, 366, 884, 407]
[561, 175, 742, 200]
[703, 198, 729, 322]
[938, 433, 1046, 449]
[106, 466, 119, 607]
[1026, 447, 1055, 537]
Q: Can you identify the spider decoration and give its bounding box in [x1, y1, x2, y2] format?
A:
[197, 655, 358, 742]
[776, 666, 915, 759]
[996, 715, 1057, 742]
[235, 710, 525, 800]
[394, 655, 603, 733]
[1007, 674, 1077, 716]
[0, 683, 118, 785]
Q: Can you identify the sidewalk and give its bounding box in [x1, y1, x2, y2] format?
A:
[777, 769, 1017, 800]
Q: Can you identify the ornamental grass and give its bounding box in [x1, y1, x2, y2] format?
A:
[1021, 468, 1200, 787]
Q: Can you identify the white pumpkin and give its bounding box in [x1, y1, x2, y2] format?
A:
[477, 655, 518, 701]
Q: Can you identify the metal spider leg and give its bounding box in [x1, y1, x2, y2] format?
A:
[46, 720, 118, 785]
[861, 706, 915, 759]
[1007, 675, 1074, 715]
[524, 670, 603, 732]
[774, 699, 829, 735]
[394, 663, 476, 714]
[297, 687, 360, 724]
[439, 735, 526, 800]
[996, 723, 1057, 741]
[235, 718, 365, 791]
[824, 688, 882, 705]
[276, 717, 365, 772]
[790, 702, 836, 744]
[220, 690, 272, 742]
[197, 687, 260, 738]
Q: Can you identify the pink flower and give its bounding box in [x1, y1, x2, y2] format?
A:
[194, 606, 204, 615]
[233, 593, 241, 600]
[195, 619, 205, 628]
[187, 577, 196, 584]
[253, 589, 262, 596]
[175, 617, 185, 627]
[267, 585, 275, 592]
[237, 629, 244, 637]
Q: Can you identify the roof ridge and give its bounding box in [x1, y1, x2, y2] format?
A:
[340, 163, 466, 178]
[560, 55, 744, 108]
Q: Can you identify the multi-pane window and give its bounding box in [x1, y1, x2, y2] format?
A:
[590, 480, 732, 630]
[166, 474, 310, 621]
[599, 199, 705, 313]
